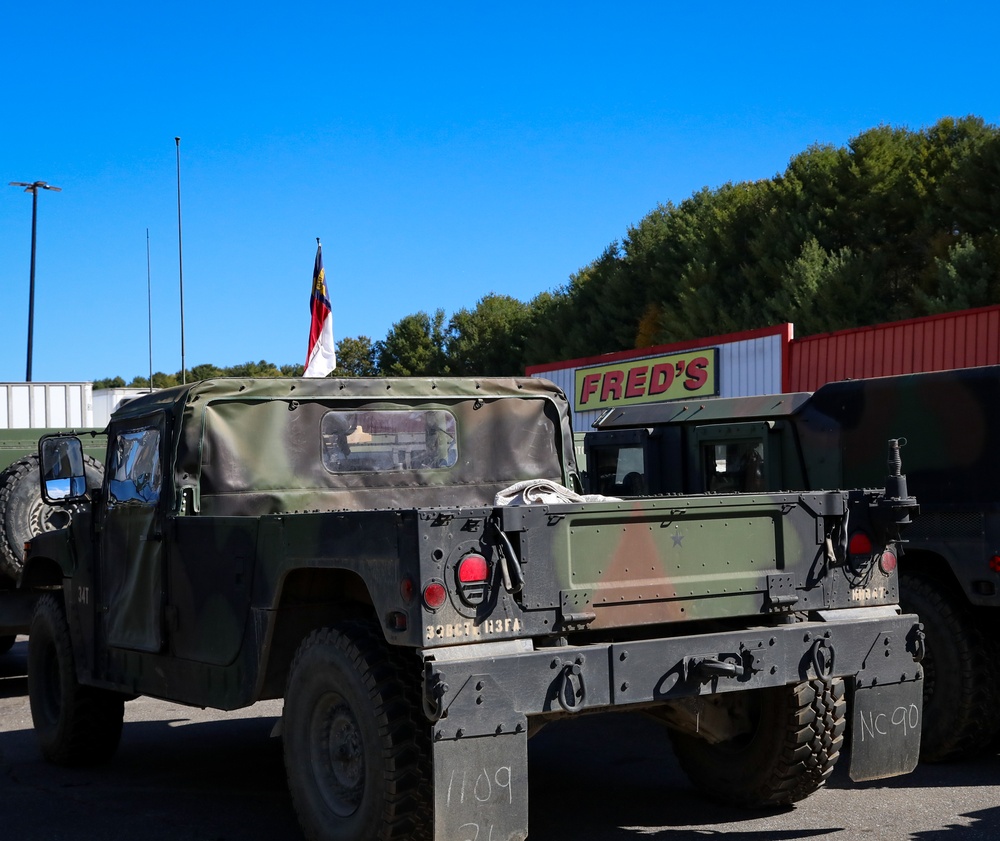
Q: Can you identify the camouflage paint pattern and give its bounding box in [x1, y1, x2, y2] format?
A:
[24, 375, 927, 841]
[103, 376, 577, 516]
[415, 490, 902, 647]
[30, 378, 576, 706]
[591, 364, 1000, 605]
[30, 376, 910, 708]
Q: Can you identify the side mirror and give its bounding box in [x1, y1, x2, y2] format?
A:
[39, 434, 88, 504]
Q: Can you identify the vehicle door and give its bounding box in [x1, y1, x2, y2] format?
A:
[100, 414, 166, 652]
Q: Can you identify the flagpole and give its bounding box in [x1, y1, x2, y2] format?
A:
[304, 238, 336, 378]
[175, 136, 187, 385]
[146, 228, 154, 392]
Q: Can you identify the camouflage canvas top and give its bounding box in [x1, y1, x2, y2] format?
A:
[110, 377, 578, 516]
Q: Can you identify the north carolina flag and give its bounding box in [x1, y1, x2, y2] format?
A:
[304, 240, 336, 377]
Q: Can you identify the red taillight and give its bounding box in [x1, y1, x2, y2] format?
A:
[422, 581, 447, 610]
[458, 554, 488, 584]
[848, 532, 874, 555]
[456, 552, 490, 607]
[400, 577, 415, 603]
[990, 555, 1000, 574]
[879, 549, 897, 574]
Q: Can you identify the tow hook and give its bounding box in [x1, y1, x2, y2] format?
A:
[686, 646, 764, 682]
[691, 656, 746, 680]
[908, 623, 926, 663]
[555, 657, 587, 713]
[809, 637, 836, 681]
[423, 670, 449, 721]
[701, 658, 744, 678]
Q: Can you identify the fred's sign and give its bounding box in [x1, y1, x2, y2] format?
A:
[574, 349, 718, 412]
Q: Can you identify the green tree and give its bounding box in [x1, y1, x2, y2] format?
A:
[446, 294, 532, 375]
[148, 372, 179, 388]
[333, 336, 378, 377]
[577, 116, 1000, 351]
[189, 363, 224, 381]
[522, 290, 573, 367]
[526, 242, 649, 364]
[376, 310, 448, 376]
[93, 376, 126, 389]
[916, 235, 1000, 314]
[226, 360, 283, 378]
[652, 181, 776, 341]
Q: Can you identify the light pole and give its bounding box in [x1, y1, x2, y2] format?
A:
[175, 137, 186, 385]
[9, 180, 62, 382]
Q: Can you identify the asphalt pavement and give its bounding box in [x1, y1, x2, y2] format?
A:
[2, 637, 998, 841]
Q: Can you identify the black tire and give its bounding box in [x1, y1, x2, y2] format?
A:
[27, 594, 125, 766]
[0, 634, 15, 656]
[670, 678, 846, 808]
[283, 622, 431, 841]
[899, 572, 995, 761]
[0, 453, 104, 580]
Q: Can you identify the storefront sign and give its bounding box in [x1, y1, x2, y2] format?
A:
[574, 349, 718, 411]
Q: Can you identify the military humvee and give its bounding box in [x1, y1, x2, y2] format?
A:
[25, 377, 922, 841]
[584, 364, 1000, 762]
[0, 429, 104, 649]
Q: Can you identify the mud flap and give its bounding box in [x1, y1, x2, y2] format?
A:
[849, 679, 922, 781]
[433, 731, 528, 841]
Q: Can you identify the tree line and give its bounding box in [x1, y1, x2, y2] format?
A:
[95, 115, 1000, 389]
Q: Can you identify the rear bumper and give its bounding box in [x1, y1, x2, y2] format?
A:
[422, 607, 923, 730]
[421, 607, 923, 841]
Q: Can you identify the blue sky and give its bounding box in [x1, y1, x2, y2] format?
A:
[2, 2, 997, 383]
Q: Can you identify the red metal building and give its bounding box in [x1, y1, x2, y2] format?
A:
[787, 304, 1000, 392]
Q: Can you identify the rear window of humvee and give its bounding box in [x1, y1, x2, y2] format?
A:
[321, 409, 457, 473]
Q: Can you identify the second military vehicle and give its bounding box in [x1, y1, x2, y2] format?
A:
[584, 364, 1000, 762]
[26, 377, 922, 841]
[0, 382, 105, 648]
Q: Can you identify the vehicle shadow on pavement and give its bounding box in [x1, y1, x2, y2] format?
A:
[5, 654, 999, 840]
[530, 713, 1000, 840]
[909, 806, 1000, 839]
[0, 705, 298, 841]
[527, 713, 841, 841]
[827, 743, 1000, 792]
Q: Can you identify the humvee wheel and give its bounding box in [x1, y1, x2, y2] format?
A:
[670, 678, 846, 808]
[28, 594, 125, 766]
[283, 623, 431, 841]
[900, 572, 995, 761]
[0, 453, 104, 579]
